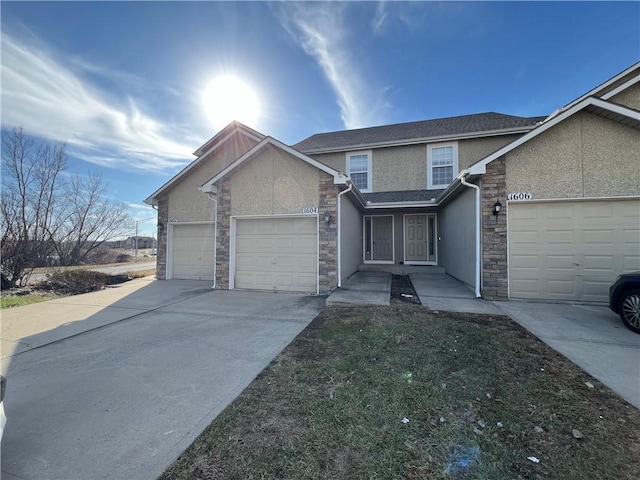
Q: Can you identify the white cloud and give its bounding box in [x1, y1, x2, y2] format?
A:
[279, 3, 389, 130]
[372, 1, 388, 34]
[1, 33, 195, 173]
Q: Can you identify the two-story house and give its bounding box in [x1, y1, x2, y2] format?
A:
[145, 62, 640, 303]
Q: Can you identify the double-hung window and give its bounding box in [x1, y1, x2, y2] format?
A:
[346, 151, 372, 192]
[427, 143, 458, 189]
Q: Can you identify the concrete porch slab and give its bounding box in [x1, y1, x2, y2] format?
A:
[326, 271, 391, 306]
[410, 272, 502, 315]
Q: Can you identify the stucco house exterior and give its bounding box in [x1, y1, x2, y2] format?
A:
[145, 62, 640, 303]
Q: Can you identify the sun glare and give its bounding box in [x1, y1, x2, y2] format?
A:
[203, 75, 260, 131]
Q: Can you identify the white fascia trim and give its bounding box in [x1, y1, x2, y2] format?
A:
[193, 122, 265, 156]
[546, 62, 640, 119]
[467, 97, 640, 176]
[602, 74, 640, 100]
[364, 201, 437, 209]
[194, 127, 264, 160]
[144, 126, 262, 205]
[299, 126, 538, 155]
[201, 137, 346, 192]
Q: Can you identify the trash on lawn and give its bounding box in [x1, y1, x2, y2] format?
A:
[402, 417, 410, 424]
[401, 293, 414, 298]
[534, 426, 544, 433]
[527, 456, 540, 463]
[496, 422, 504, 427]
[444, 445, 480, 475]
[402, 372, 413, 384]
[477, 419, 486, 428]
[572, 429, 584, 439]
[585, 381, 594, 389]
[440, 416, 446, 423]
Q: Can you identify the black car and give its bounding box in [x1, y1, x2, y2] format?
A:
[609, 272, 640, 334]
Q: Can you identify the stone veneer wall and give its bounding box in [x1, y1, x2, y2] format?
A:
[481, 157, 508, 300]
[318, 172, 338, 294]
[215, 178, 232, 289]
[156, 197, 168, 280]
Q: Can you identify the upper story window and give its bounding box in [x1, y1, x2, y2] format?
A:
[346, 151, 372, 192]
[427, 143, 458, 189]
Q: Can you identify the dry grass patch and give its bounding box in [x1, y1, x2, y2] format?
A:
[161, 305, 640, 480]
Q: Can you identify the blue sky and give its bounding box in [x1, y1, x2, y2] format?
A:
[2, 1, 639, 237]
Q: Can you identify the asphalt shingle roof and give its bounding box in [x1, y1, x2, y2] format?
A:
[361, 189, 444, 204]
[293, 112, 546, 153]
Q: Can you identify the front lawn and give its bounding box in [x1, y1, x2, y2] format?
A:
[161, 305, 640, 480]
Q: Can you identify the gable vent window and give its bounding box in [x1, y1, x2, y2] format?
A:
[346, 151, 372, 192]
[427, 143, 458, 189]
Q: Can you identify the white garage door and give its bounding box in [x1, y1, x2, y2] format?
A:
[508, 199, 640, 302]
[171, 223, 215, 280]
[235, 217, 317, 293]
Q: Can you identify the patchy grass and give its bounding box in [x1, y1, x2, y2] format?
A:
[1, 268, 156, 308]
[0, 292, 60, 309]
[161, 305, 640, 480]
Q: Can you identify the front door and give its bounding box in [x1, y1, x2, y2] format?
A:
[404, 214, 437, 264]
[364, 216, 393, 262]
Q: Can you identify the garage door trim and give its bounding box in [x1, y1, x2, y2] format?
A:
[229, 214, 319, 293]
[167, 221, 216, 280]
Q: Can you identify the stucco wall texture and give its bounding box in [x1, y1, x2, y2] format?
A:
[310, 134, 520, 193]
[610, 83, 640, 112]
[167, 133, 259, 221]
[230, 145, 320, 216]
[506, 112, 640, 199]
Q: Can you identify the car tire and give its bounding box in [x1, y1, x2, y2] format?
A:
[619, 288, 640, 334]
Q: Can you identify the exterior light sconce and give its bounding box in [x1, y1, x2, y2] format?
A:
[157, 222, 164, 231]
[323, 214, 332, 224]
[492, 201, 502, 216]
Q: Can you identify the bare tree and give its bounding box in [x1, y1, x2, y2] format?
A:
[1, 128, 132, 287]
[1, 128, 66, 287]
[51, 172, 130, 266]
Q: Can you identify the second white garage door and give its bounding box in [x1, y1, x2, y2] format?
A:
[171, 223, 215, 280]
[508, 198, 640, 302]
[234, 217, 317, 293]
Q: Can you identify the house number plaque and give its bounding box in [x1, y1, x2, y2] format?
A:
[301, 207, 318, 214]
[507, 192, 532, 201]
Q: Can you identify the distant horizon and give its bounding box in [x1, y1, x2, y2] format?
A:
[2, 1, 638, 237]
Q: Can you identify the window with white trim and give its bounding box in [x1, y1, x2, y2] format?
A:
[427, 143, 458, 189]
[346, 151, 372, 192]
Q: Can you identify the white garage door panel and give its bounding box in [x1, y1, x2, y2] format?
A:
[171, 223, 215, 280]
[509, 199, 640, 302]
[235, 217, 317, 293]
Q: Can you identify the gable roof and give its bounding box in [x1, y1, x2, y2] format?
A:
[200, 136, 348, 193]
[293, 112, 546, 154]
[467, 96, 640, 176]
[544, 62, 640, 122]
[144, 121, 264, 205]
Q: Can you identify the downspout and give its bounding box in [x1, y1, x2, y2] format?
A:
[207, 193, 218, 289]
[459, 173, 482, 298]
[336, 182, 353, 288]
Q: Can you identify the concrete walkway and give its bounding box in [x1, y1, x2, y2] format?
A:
[326, 271, 391, 306]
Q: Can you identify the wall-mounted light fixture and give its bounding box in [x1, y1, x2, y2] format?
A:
[492, 201, 502, 216]
[157, 222, 164, 231]
[323, 214, 332, 224]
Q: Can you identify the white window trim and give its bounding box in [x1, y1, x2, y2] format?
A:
[346, 150, 372, 192]
[427, 142, 458, 189]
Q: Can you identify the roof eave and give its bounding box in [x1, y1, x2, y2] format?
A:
[297, 126, 540, 155]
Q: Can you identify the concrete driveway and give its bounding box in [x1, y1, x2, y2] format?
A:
[1, 279, 324, 480]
